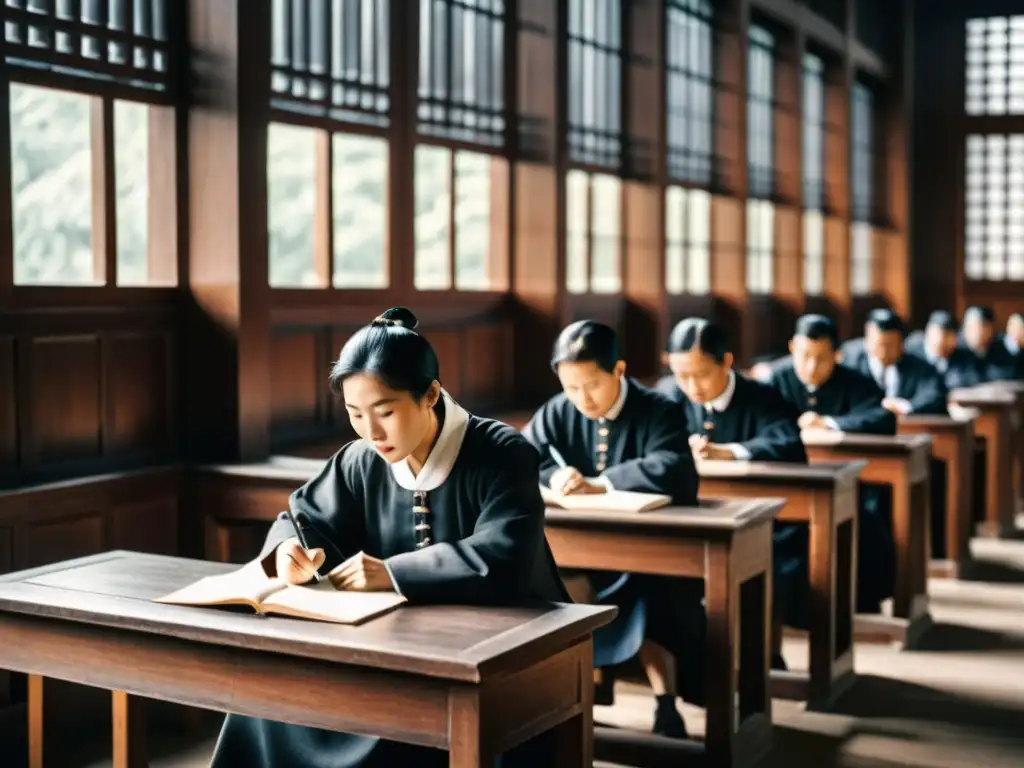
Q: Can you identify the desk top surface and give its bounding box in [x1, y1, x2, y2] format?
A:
[802, 431, 933, 455]
[696, 458, 866, 485]
[0, 551, 615, 683]
[544, 496, 784, 535]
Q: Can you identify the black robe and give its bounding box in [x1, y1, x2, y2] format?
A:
[905, 332, 986, 389]
[840, 344, 949, 416]
[765, 361, 897, 612]
[211, 411, 569, 768]
[655, 373, 812, 629]
[959, 335, 1023, 382]
[522, 378, 706, 704]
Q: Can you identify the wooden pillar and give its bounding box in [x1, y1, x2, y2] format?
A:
[186, 0, 272, 461]
[623, 0, 668, 378]
[774, 30, 804, 318]
[878, 0, 913, 320]
[511, 0, 564, 404]
[711, 0, 750, 356]
[823, 6, 854, 339]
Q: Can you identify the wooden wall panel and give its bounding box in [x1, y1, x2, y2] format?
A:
[105, 334, 171, 457]
[462, 324, 508, 406]
[29, 337, 102, 464]
[0, 336, 14, 467]
[270, 332, 323, 427]
[110, 497, 179, 555]
[431, 330, 462, 398]
[23, 512, 106, 569]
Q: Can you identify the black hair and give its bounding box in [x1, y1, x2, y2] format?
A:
[328, 307, 440, 400]
[550, 320, 620, 373]
[666, 317, 731, 363]
[866, 308, 905, 335]
[964, 305, 995, 324]
[926, 310, 958, 332]
[794, 314, 839, 348]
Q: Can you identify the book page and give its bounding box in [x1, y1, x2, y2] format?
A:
[260, 580, 408, 625]
[541, 485, 671, 513]
[154, 562, 286, 609]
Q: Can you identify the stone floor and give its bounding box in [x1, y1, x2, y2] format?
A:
[4, 537, 1024, 767]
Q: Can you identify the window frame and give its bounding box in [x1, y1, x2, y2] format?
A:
[849, 77, 875, 296]
[665, 0, 716, 188]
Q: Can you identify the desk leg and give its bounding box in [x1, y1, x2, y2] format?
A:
[449, 688, 490, 768]
[892, 476, 930, 622]
[704, 542, 737, 768]
[948, 439, 974, 577]
[112, 691, 147, 768]
[553, 640, 593, 768]
[28, 674, 43, 768]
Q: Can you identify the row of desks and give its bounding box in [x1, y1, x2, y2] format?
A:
[0, 382, 1020, 768]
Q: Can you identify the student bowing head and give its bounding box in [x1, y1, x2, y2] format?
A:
[925, 310, 959, 359]
[864, 308, 906, 367]
[790, 314, 839, 388]
[330, 307, 442, 466]
[963, 305, 996, 352]
[665, 317, 733, 404]
[551, 320, 626, 420]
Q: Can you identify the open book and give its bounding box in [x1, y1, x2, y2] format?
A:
[541, 484, 671, 513]
[154, 563, 407, 625]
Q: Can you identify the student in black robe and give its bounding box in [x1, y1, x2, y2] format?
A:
[211, 307, 570, 768]
[843, 309, 953, 557]
[1002, 312, 1023, 379]
[764, 314, 896, 613]
[905, 310, 985, 389]
[522, 320, 701, 739]
[961, 305, 1021, 382]
[841, 309, 949, 416]
[656, 318, 808, 667]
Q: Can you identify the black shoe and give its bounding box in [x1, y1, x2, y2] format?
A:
[771, 652, 788, 671]
[652, 696, 688, 739]
[594, 670, 615, 706]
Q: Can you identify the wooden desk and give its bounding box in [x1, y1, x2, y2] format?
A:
[949, 386, 1017, 538]
[898, 414, 978, 579]
[0, 551, 615, 768]
[545, 498, 782, 768]
[697, 461, 864, 711]
[802, 433, 933, 649]
[986, 380, 1024, 513]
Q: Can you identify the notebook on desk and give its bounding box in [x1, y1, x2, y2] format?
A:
[540, 485, 672, 513]
[154, 562, 407, 625]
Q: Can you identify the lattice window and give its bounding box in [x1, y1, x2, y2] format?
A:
[803, 53, 825, 209]
[566, 0, 622, 169]
[851, 81, 873, 222]
[665, 186, 710, 295]
[414, 146, 504, 291]
[746, 198, 774, 294]
[964, 134, 1024, 281]
[666, 0, 714, 185]
[747, 25, 774, 199]
[965, 15, 1024, 115]
[270, 0, 390, 127]
[850, 221, 873, 295]
[803, 210, 824, 296]
[566, 170, 620, 294]
[3, 0, 175, 99]
[418, 0, 506, 147]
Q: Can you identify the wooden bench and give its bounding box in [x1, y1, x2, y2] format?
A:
[949, 386, 1017, 538]
[0, 551, 613, 768]
[801, 433, 933, 649]
[697, 460, 864, 711]
[544, 498, 781, 768]
[898, 413, 978, 579]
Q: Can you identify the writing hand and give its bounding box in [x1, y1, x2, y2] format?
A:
[275, 538, 326, 585]
[573, 479, 608, 495]
[798, 411, 827, 429]
[882, 396, 912, 415]
[550, 466, 586, 495]
[329, 551, 396, 592]
[698, 442, 738, 461]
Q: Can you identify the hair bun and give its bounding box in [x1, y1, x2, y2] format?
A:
[371, 306, 418, 330]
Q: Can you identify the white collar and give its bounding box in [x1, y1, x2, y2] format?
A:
[389, 390, 470, 492]
[706, 371, 737, 412]
[599, 376, 629, 422]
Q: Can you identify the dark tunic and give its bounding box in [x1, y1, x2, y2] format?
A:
[958, 335, 1023, 382]
[840, 343, 949, 416]
[522, 378, 706, 703]
[905, 332, 986, 389]
[655, 373, 812, 629]
[765, 361, 897, 612]
[211, 414, 570, 768]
